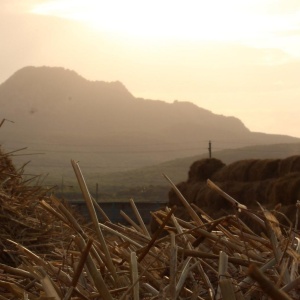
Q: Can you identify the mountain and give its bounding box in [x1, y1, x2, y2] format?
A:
[1, 66, 300, 185]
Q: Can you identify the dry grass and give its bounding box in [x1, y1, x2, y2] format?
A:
[0, 147, 300, 299]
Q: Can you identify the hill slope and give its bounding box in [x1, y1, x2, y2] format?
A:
[94, 142, 300, 187]
[1, 66, 300, 186]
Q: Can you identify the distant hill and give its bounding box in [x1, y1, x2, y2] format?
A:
[94, 142, 300, 188]
[1, 66, 300, 187]
[59, 142, 300, 203]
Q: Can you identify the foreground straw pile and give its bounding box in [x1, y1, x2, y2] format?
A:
[1, 154, 300, 299]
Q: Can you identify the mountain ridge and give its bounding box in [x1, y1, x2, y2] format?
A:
[1, 66, 299, 184]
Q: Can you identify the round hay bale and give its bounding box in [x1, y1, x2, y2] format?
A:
[168, 155, 300, 232]
[188, 158, 225, 183]
[212, 159, 281, 182]
[211, 159, 257, 182]
[248, 159, 280, 181]
[273, 172, 300, 206]
[278, 156, 300, 176]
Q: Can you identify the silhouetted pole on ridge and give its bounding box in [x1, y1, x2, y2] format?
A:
[208, 140, 212, 158]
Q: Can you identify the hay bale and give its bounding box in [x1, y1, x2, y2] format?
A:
[278, 155, 300, 176]
[187, 158, 225, 182]
[211, 159, 281, 182]
[0, 146, 82, 266]
[168, 156, 300, 231]
[211, 159, 255, 182]
[268, 172, 300, 206]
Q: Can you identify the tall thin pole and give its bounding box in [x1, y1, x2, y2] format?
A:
[208, 140, 212, 158]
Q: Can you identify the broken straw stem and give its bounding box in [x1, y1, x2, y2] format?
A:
[71, 159, 119, 286]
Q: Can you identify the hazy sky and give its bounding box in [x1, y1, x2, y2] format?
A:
[2, 0, 300, 137]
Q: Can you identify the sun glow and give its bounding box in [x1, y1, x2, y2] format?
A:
[30, 0, 297, 44]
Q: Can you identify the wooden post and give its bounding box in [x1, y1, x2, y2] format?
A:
[208, 140, 212, 158]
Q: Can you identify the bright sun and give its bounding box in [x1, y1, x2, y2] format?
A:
[30, 0, 282, 43]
